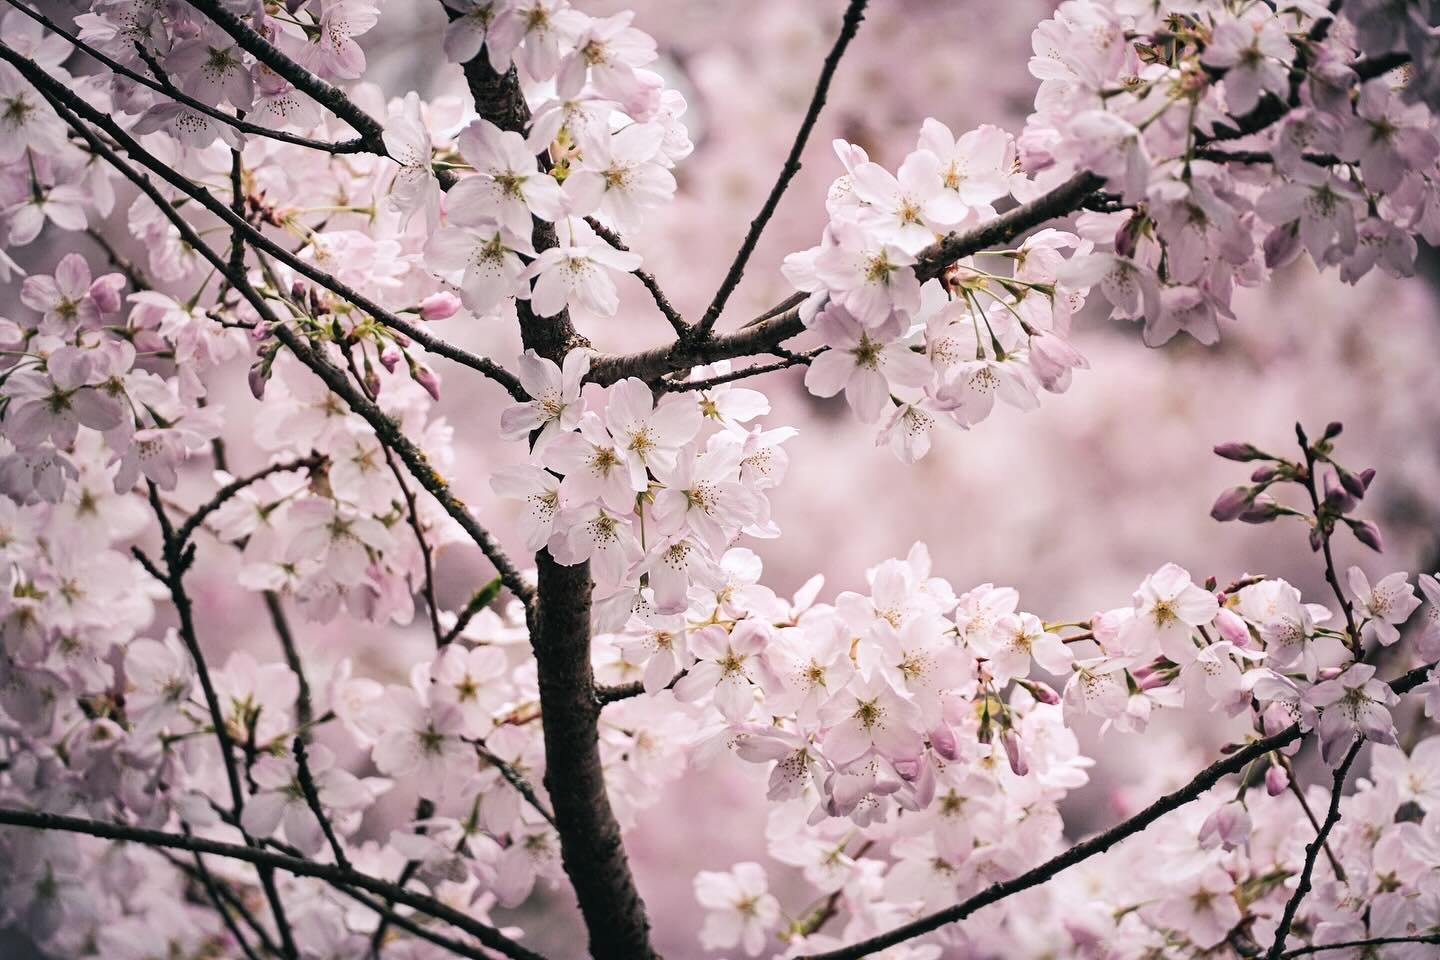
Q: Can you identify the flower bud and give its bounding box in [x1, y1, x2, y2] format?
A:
[928, 724, 959, 761]
[1018, 678, 1060, 705]
[1001, 730, 1029, 777]
[1238, 494, 1280, 523]
[1198, 801, 1251, 851]
[411, 361, 441, 402]
[248, 358, 271, 399]
[1215, 607, 1251, 646]
[1349, 519, 1384, 553]
[1214, 442, 1265, 462]
[1323, 471, 1356, 513]
[419, 292, 462, 322]
[363, 354, 382, 398]
[1250, 465, 1280, 482]
[1309, 525, 1324, 552]
[1210, 485, 1254, 522]
[1322, 421, 1344, 440]
[379, 343, 402, 373]
[1114, 215, 1141, 259]
[1265, 764, 1289, 796]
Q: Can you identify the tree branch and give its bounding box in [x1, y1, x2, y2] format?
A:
[451, 30, 659, 959]
[0, 808, 548, 960]
[0, 0, 368, 155]
[1265, 739, 1365, 960]
[181, 0, 388, 153]
[0, 42, 526, 400]
[589, 169, 1108, 384]
[694, 0, 869, 337]
[798, 663, 1435, 960]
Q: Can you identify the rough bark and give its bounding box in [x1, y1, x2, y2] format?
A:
[452, 22, 658, 960]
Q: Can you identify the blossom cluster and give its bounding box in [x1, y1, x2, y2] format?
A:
[782, 1, 1440, 457]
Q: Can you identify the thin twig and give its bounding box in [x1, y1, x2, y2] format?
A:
[1265, 740, 1365, 960]
[695, 0, 869, 337]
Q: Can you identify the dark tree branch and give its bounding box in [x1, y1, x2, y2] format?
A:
[694, 0, 869, 337]
[182, 0, 388, 153]
[590, 170, 1106, 385]
[1265, 739, 1365, 960]
[452, 30, 659, 960]
[586, 218, 688, 335]
[1281, 934, 1440, 957]
[175, 454, 326, 549]
[0, 808, 548, 960]
[658, 351, 820, 392]
[0, 1, 368, 155]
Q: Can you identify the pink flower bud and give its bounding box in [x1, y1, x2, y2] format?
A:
[1350, 519, 1384, 553]
[1215, 607, 1250, 646]
[928, 724, 959, 761]
[1265, 764, 1289, 796]
[1198, 801, 1251, 851]
[379, 343, 402, 373]
[1019, 679, 1061, 705]
[1001, 730, 1029, 777]
[419, 292, 462, 322]
[88, 274, 125, 314]
[1323, 471, 1356, 513]
[248, 359, 270, 399]
[1238, 494, 1281, 523]
[412, 361, 441, 402]
[1213, 442, 1265, 462]
[891, 757, 921, 780]
[1210, 485, 1254, 521]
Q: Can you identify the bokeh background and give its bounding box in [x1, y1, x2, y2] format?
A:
[5, 1, 1440, 956]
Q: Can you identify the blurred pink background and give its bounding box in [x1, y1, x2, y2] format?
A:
[6, 1, 1440, 956]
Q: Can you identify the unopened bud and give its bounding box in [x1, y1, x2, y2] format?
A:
[1018, 678, 1060, 705]
[1265, 764, 1289, 796]
[248, 358, 271, 399]
[928, 724, 959, 761]
[1322, 421, 1344, 440]
[363, 354, 381, 397]
[1210, 485, 1254, 522]
[1238, 494, 1281, 523]
[411, 361, 441, 402]
[1349, 519, 1384, 553]
[419, 291, 462, 322]
[1001, 730, 1029, 777]
[1323, 471, 1356, 513]
[379, 343, 402, 373]
[1250, 465, 1280, 482]
[1214, 442, 1266, 462]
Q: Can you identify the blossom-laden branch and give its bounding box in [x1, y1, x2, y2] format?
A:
[46, 71, 537, 617]
[1, 0, 371, 155]
[0, 807, 548, 960]
[180, 0, 389, 153]
[587, 169, 1105, 385]
[0, 42, 528, 400]
[798, 662, 1437, 960]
